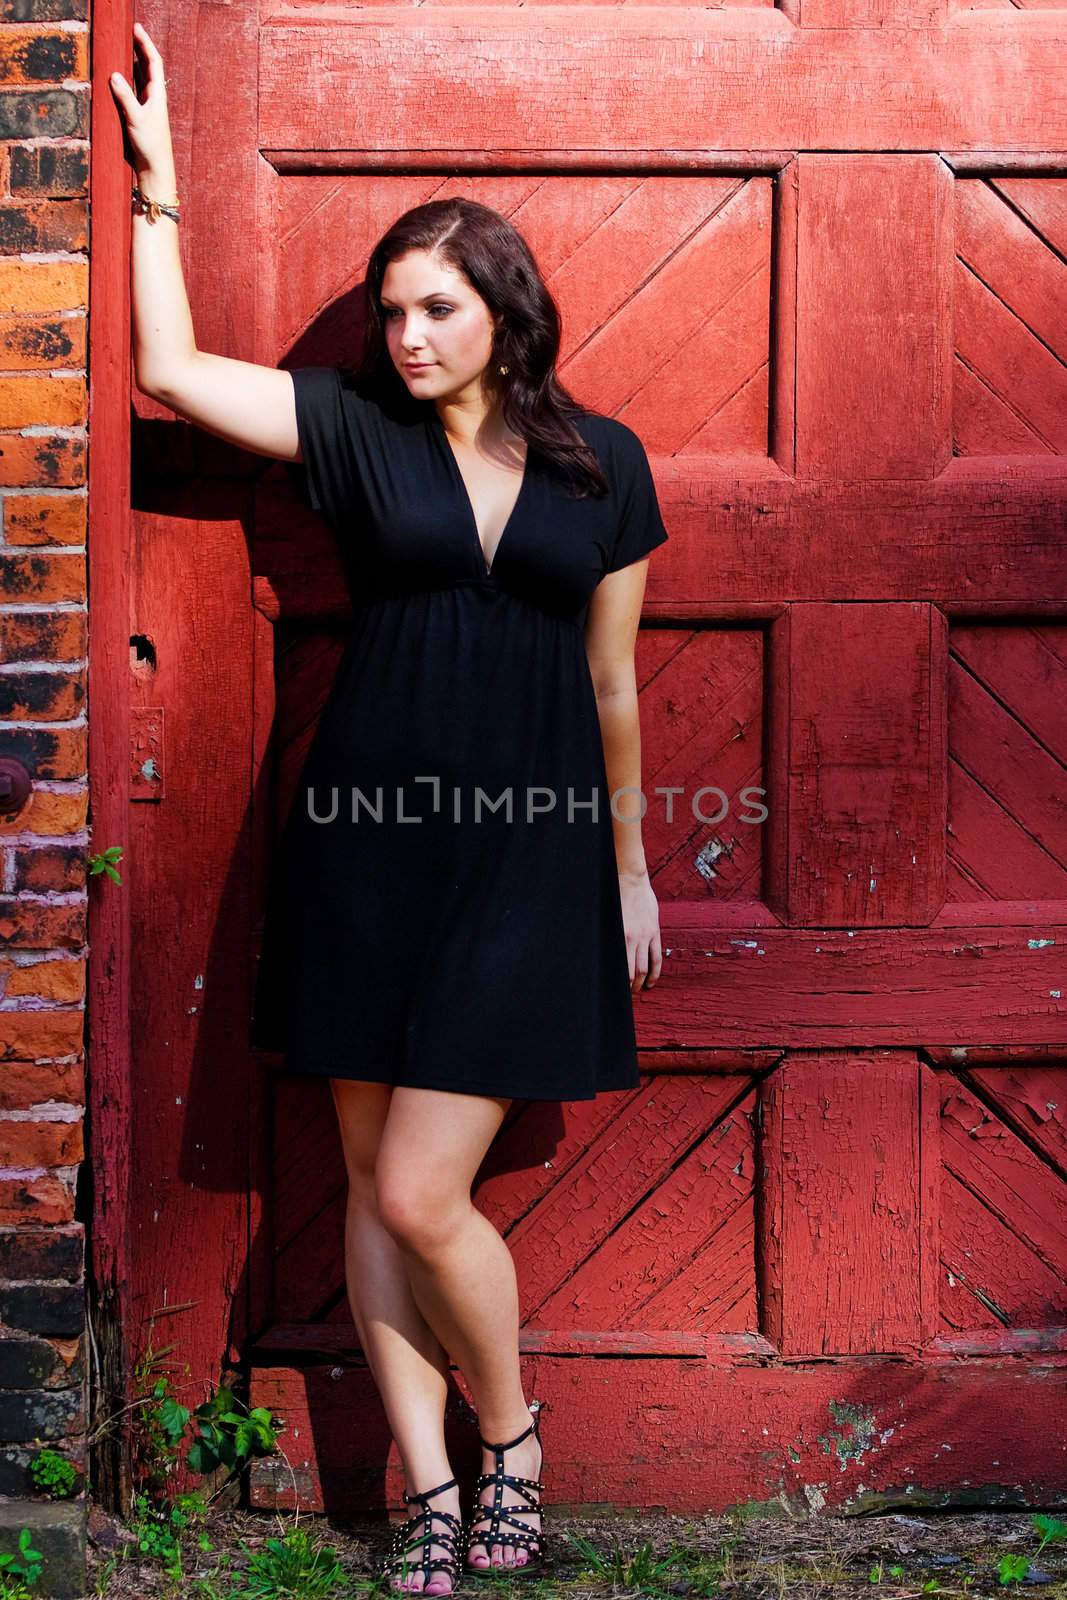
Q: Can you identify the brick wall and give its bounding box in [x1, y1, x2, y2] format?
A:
[0, 0, 89, 1594]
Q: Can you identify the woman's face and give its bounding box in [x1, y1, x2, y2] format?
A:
[380, 249, 500, 405]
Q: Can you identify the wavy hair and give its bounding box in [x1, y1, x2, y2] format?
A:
[352, 197, 609, 498]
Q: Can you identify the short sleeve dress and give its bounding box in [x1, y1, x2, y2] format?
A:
[250, 364, 669, 1101]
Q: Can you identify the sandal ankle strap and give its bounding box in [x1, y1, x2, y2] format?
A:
[478, 1402, 541, 1455]
[404, 1473, 459, 1505]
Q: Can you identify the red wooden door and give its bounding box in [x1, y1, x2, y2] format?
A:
[127, 0, 1067, 1517]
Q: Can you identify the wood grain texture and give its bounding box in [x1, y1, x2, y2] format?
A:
[259, 15, 1067, 154]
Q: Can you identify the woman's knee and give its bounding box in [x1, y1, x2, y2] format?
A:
[375, 1166, 468, 1251]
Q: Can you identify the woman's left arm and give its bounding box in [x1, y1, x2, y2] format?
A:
[584, 558, 663, 993]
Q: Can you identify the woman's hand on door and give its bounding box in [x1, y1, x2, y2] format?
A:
[109, 22, 177, 183]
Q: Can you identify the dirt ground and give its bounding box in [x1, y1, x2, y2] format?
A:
[86, 1502, 1067, 1598]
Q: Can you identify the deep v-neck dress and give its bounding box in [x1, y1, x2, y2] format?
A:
[250, 364, 669, 1101]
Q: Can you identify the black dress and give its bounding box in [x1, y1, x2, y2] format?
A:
[250, 365, 669, 1101]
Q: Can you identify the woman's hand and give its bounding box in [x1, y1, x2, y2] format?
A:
[108, 22, 176, 179]
[618, 867, 663, 993]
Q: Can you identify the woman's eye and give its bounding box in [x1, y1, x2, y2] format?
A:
[382, 305, 451, 319]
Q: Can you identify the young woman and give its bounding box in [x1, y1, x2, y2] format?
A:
[111, 23, 668, 1596]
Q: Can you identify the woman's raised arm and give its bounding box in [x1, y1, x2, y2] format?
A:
[109, 21, 301, 465]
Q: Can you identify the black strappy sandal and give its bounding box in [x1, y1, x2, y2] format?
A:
[463, 1400, 546, 1579]
[379, 1475, 462, 1594]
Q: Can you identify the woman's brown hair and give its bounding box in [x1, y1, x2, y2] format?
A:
[353, 196, 609, 498]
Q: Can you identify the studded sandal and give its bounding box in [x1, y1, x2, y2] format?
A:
[463, 1400, 546, 1578]
[379, 1474, 462, 1594]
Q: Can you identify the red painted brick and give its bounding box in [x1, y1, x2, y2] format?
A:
[0, 1059, 83, 1108]
[0, 1011, 82, 1061]
[0, 670, 84, 720]
[0, 1176, 73, 1226]
[0, 1120, 83, 1168]
[1, 960, 85, 1005]
[0, 607, 86, 657]
[0, 789, 87, 838]
[11, 845, 85, 892]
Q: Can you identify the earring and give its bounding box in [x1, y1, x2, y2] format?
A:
[498, 363, 509, 375]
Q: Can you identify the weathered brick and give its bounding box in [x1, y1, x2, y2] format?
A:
[0, 1501, 84, 1599]
[0, 788, 87, 838]
[0, 1059, 83, 1108]
[0, 92, 87, 142]
[0, 438, 85, 492]
[0, 375, 84, 427]
[0, 1175, 73, 1226]
[7, 142, 86, 197]
[0, 315, 85, 368]
[0, 607, 85, 658]
[2, 494, 85, 550]
[12, 846, 86, 892]
[0, 1285, 83, 1339]
[0, 551, 85, 598]
[0, 726, 87, 782]
[0, 261, 86, 314]
[0, 1011, 83, 1062]
[0, 1224, 82, 1282]
[0, 1120, 83, 1168]
[0, 671, 84, 721]
[0, 1335, 65, 1387]
[2, 960, 85, 1005]
[0, 1440, 83, 1498]
[0, 1378, 82, 1437]
[0, 900, 85, 950]
[0, 195, 86, 252]
[0, 0, 87, 18]
[0, 30, 86, 84]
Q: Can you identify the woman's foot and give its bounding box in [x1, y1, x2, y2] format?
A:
[384, 1478, 462, 1595]
[465, 1407, 543, 1570]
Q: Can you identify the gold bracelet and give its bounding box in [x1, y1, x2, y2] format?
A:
[131, 184, 181, 224]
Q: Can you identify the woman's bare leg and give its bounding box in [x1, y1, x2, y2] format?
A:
[329, 1077, 458, 1595]
[375, 1087, 543, 1575]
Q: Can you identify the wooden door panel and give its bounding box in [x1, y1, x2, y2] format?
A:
[761, 1056, 936, 1358]
[939, 1073, 1067, 1331]
[527, 1080, 759, 1334]
[637, 625, 766, 904]
[258, 22, 1065, 155]
[783, 604, 946, 927]
[795, 156, 952, 481]
[947, 623, 1067, 903]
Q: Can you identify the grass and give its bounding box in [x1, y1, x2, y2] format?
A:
[86, 1504, 1067, 1600]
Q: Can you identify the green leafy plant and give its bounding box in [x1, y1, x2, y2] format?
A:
[186, 1385, 281, 1486]
[868, 1561, 905, 1583]
[28, 1445, 78, 1499]
[995, 1514, 1067, 1587]
[128, 1317, 194, 1495]
[130, 1321, 281, 1506]
[128, 1487, 211, 1580]
[0, 1527, 43, 1595]
[88, 844, 123, 884]
[1033, 1514, 1067, 1558]
[997, 1553, 1030, 1587]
